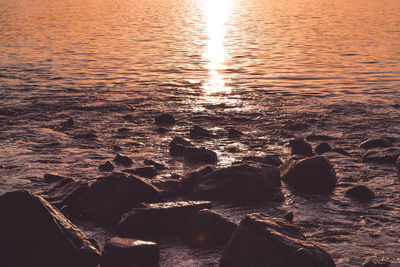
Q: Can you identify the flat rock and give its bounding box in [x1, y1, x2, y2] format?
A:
[346, 185, 375, 201]
[188, 163, 282, 202]
[183, 209, 237, 248]
[78, 172, 161, 225]
[280, 156, 337, 193]
[102, 237, 159, 267]
[118, 201, 211, 238]
[361, 148, 400, 164]
[123, 166, 157, 178]
[0, 190, 101, 267]
[360, 138, 391, 150]
[220, 213, 335, 267]
[155, 113, 175, 125]
[289, 138, 314, 156]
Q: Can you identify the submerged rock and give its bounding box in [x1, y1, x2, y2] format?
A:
[187, 163, 282, 202]
[361, 148, 400, 164]
[101, 237, 159, 267]
[123, 166, 157, 178]
[189, 125, 214, 139]
[78, 172, 161, 225]
[289, 138, 314, 156]
[315, 142, 332, 155]
[346, 185, 375, 201]
[280, 156, 337, 193]
[360, 138, 391, 150]
[113, 154, 133, 166]
[220, 213, 335, 267]
[99, 161, 115, 172]
[0, 190, 101, 267]
[118, 201, 211, 238]
[155, 113, 175, 125]
[183, 209, 237, 248]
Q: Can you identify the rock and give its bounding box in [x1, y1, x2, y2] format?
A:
[190, 125, 214, 139]
[227, 128, 244, 138]
[117, 127, 131, 134]
[283, 211, 294, 223]
[188, 163, 282, 202]
[151, 179, 182, 198]
[78, 172, 161, 225]
[315, 142, 332, 155]
[306, 134, 335, 141]
[360, 138, 391, 150]
[113, 145, 123, 151]
[155, 113, 175, 125]
[170, 144, 188, 157]
[289, 138, 314, 156]
[113, 154, 133, 166]
[169, 136, 193, 147]
[363, 259, 391, 267]
[361, 148, 400, 164]
[43, 173, 67, 183]
[73, 133, 97, 139]
[156, 127, 168, 134]
[183, 147, 218, 164]
[43, 177, 88, 216]
[346, 185, 375, 201]
[220, 213, 335, 267]
[122, 114, 134, 121]
[242, 155, 283, 167]
[332, 148, 351, 157]
[118, 201, 212, 238]
[124, 166, 157, 178]
[0, 190, 101, 267]
[144, 159, 167, 170]
[183, 209, 237, 248]
[62, 117, 74, 128]
[280, 156, 337, 193]
[182, 166, 214, 194]
[101, 237, 159, 267]
[99, 161, 115, 172]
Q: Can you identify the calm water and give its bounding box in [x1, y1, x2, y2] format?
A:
[1, 0, 400, 266]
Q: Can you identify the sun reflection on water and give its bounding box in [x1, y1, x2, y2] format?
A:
[203, 0, 232, 94]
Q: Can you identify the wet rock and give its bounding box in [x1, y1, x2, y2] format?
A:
[113, 145, 122, 151]
[182, 166, 214, 194]
[170, 144, 189, 156]
[99, 161, 115, 172]
[220, 213, 335, 267]
[280, 156, 337, 193]
[62, 117, 74, 128]
[155, 113, 175, 125]
[169, 136, 193, 147]
[101, 237, 159, 267]
[73, 133, 97, 139]
[332, 147, 351, 157]
[283, 211, 294, 223]
[363, 258, 391, 267]
[123, 166, 157, 178]
[361, 148, 400, 164]
[183, 209, 237, 248]
[43, 177, 88, 216]
[315, 142, 332, 155]
[306, 134, 335, 141]
[156, 127, 168, 134]
[151, 179, 182, 198]
[113, 154, 133, 166]
[346, 185, 375, 201]
[44, 173, 67, 183]
[0, 190, 101, 267]
[78, 172, 161, 225]
[360, 138, 391, 150]
[122, 114, 134, 121]
[118, 201, 211, 238]
[227, 128, 244, 138]
[190, 125, 214, 139]
[242, 155, 283, 167]
[183, 147, 218, 164]
[117, 127, 131, 134]
[289, 138, 314, 156]
[188, 163, 282, 202]
[144, 159, 167, 170]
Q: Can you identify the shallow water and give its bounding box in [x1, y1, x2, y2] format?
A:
[1, 0, 400, 265]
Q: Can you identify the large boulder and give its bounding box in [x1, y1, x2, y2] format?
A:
[360, 138, 391, 150]
[182, 166, 214, 194]
[118, 201, 211, 238]
[220, 213, 335, 267]
[289, 138, 314, 156]
[155, 113, 175, 125]
[101, 237, 159, 267]
[280, 156, 337, 193]
[188, 163, 282, 202]
[0, 190, 101, 267]
[183, 147, 218, 164]
[361, 148, 400, 164]
[183, 209, 237, 248]
[78, 172, 161, 225]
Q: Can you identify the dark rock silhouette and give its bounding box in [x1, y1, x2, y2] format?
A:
[43, 173, 67, 183]
[227, 128, 244, 138]
[289, 138, 314, 156]
[283, 211, 294, 223]
[118, 201, 211, 238]
[169, 136, 193, 147]
[346, 185, 375, 201]
[315, 142, 332, 155]
[183, 147, 218, 164]
[190, 125, 214, 139]
[242, 154, 283, 166]
[220, 213, 335, 267]
[155, 113, 175, 125]
[280, 156, 337, 193]
[187, 163, 282, 202]
[360, 138, 391, 150]
[361, 148, 400, 164]
[101, 237, 159, 267]
[78, 172, 161, 225]
[144, 159, 167, 170]
[99, 161, 115, 172]
[123, 166, 157, 178]
[306, 134, 335, 141]
[151, 179, 182, 198]
[183, 209, 237, 248]
[0, 190, 101, 267]
[113, 154, 133, 166]
[182, 165, 214, 194]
